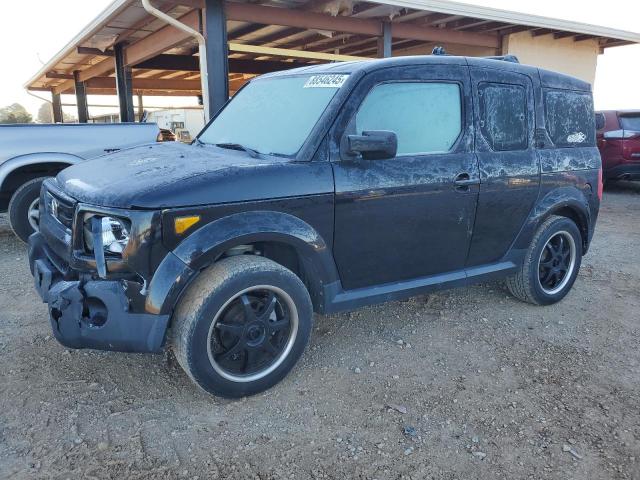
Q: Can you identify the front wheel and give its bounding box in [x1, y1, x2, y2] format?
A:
[506, 215, 582, 305]
[170, 255, 313, 398]
[8, 177, 49, 243]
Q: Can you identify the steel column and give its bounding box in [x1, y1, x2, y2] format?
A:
[115, 43, 135, 122]
[378, 22, 392, 58]
[51, 92, 63, 123]
[73, 71, 89, 123]
[204, 0, 229, 117]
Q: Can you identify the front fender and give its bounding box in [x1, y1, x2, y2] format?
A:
[146, 210, 339, 315]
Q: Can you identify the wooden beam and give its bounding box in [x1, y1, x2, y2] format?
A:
[531, 28, 553, 37]
[85, 77, 203, 90]
[66, 77, 248, 97]
[392, 22, 499, 48]
[77, 47, 114, 57]
[78, 58, 116, 82]
[495, 25, 532, 35]
[224, 3, 382, 37]
[228, 42, 368, 61]
[134, 54, 312, 74]
[46, 72, 74, 80]
[553, 32, 575, 39]
[574, 34, 596, 42]
[452, 19, 494, 30]
[124, 10, 200, 67]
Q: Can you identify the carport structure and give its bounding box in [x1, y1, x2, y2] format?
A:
[25, 0, 640, 124]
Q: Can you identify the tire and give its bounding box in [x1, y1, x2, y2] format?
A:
[8, 177, 49, 243]
[506, 215, 582, 305]
[170, 255, 313, 398]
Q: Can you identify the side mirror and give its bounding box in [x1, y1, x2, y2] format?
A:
[347, 130, 397, 160]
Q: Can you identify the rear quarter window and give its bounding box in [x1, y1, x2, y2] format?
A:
[619, 115, 640, 131]
[544, 90, 595, 147]
[595, 113, 605, 131]
[478, 82, 528, 151]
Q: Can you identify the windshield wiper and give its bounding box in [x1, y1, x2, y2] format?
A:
[214, 142, 260, 158]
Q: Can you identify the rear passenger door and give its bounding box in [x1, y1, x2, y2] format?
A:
[331, 64, 479, 290]
[466, 68, 540, 267]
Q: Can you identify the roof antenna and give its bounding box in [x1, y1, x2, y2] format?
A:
[432, 46, 447, 55]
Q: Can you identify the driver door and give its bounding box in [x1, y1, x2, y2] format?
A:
[330, 64, 479, 291]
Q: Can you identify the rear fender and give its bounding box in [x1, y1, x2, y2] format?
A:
[513, 186, 591, 253]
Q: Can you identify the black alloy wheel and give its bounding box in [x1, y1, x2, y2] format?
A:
[537, 230, 577, 295]
[208, 286, 297, 381]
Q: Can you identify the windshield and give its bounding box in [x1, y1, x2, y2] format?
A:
[198, 74, 349, 156]
[620, 115, 640, 132]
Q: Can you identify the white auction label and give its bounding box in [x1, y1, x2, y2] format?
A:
[304, 74, 349, 88]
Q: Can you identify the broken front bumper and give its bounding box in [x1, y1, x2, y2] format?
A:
[28, 233, 170, 353]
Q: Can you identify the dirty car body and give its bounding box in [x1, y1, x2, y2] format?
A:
[28, 55, 601, 397]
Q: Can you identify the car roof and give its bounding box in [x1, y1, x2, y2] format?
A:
[596, 109, 640, 115]
[261, 54, 591, 92]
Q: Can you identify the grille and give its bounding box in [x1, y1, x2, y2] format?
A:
[45, 188, 76, 229]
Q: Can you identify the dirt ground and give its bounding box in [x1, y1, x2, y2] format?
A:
[1, 183, 639, 480]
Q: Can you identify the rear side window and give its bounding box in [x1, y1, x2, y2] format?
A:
[355, 82, 462, 155]
[545, 90, 595, 147]
[619, 115, 640, 131]
[595, 113, 605, 130]
[478, 82, 528, 151]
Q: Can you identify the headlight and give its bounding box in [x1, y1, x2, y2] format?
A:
[83, 214, 130, 255]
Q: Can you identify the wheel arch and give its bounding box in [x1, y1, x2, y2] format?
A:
[148, 211, 340, 316]
[519, 186, 592, 253]
[0, 153, 82, 206]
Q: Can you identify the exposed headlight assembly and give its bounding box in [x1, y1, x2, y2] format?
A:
[83, 214, 131, 256]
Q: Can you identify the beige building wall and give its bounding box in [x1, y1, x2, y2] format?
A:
[503, 31, 600, 84]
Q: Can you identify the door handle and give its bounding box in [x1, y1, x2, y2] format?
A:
[453, 172, 480, 189]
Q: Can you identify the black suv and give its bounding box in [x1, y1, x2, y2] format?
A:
[29, 55, 601, 398]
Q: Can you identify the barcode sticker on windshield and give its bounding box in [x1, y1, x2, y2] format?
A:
[304, 74, 349, 88]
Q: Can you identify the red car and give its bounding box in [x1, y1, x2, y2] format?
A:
[596, 110, 640, 182]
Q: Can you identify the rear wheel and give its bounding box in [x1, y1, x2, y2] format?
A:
[8, 177, 48, 243]
[506, 215, 582, 305]
[170, 255, 313, 398]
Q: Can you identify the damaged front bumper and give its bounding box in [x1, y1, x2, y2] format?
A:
[29, 233, 170, 353]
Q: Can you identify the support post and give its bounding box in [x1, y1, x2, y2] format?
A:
[51, 92, 63, 123]
[204, 0, 229, 117]
[115, 43, 135, 122]
[137, 94, 144, 121]
[73, 71, 89, 123]
[377, 21, 392, 58]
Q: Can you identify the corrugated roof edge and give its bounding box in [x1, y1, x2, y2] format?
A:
[372, 0, 640, 43]
[23, 0, 134, 90]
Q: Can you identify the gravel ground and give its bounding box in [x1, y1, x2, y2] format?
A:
[1, 182, 639, 480]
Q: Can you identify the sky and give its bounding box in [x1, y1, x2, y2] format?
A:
[0, 0, 638, 119]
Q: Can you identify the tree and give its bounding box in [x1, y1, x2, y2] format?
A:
[0, 103, 33, 124]
[36, 102, 77, 123]
[37, 102, 52, 123]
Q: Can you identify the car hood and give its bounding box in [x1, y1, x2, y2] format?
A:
[56, 142, 333, 209]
